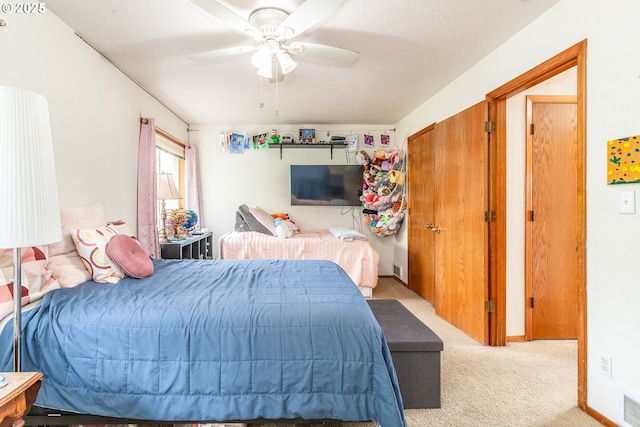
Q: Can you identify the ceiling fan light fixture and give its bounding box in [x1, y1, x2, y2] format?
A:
[278, 52, 297, 75]
[256, 62, 273, 79]
[251, 46, 271, 69]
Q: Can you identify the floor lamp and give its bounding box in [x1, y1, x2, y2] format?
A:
[0, 87, 62, 372]
[157, 172, 182, 243]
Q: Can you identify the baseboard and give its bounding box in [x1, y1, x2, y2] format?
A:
[506, 335, 526, 342]
[585, 405, 617, 427]
[379, 274, 407, 287]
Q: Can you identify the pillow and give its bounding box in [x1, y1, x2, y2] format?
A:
[106, 220, 135, 237]
[70, 226, 124, 284]
[0, 246, 61, 320]
[234, 211, 251, 232]
[49, 204, 107, 257]
[47, 252, 92, 288]
[237, 204, 273, 236]
[329, 226, 368, 242]
[248, 206, 277, 236]
[106, 235, 154, 279]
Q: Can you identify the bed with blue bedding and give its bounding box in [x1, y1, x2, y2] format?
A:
[0, 258, 406, 426]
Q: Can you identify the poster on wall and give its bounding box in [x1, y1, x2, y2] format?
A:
[364, 134, 374, 147]
[345, 134, 358, 152]
[607, 134, 640, 184]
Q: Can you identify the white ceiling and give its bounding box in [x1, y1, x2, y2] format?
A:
[46, 0, 561, 126]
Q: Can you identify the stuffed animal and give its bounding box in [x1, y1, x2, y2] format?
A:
[274, 218, 297, 239]
[356, 150, 371, 165]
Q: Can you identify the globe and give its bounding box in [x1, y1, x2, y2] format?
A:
[184, 210, 198, 230]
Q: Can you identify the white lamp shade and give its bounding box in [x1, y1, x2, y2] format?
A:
[278, 53, 297, 75]
[0, 86, 61, 248]
[251, 46, 271, 69]
[256, 61, 274, 79]
[157, 172, 182, 200]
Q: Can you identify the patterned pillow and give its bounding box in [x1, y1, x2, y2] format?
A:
[0, 246, 61, 320]
[237, 204, 273, 236]
[248, 206, 277, 236]
[70, 226, 124, 284]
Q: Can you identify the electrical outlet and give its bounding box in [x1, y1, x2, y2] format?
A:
[599, 353, 612, 378]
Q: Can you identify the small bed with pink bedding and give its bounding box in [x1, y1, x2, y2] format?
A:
[219, 205, 379, 297]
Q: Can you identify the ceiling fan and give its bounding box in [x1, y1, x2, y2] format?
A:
[189, 0, 359, 82]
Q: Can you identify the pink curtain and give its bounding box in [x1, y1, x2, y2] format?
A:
[137, 118, 160, 258]
[185, 144, 203, 227]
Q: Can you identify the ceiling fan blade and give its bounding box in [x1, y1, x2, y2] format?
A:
[188, 45, 258, 62]
[192, 0, 260, 40]
[287, 42, 359, 63]
[279, 0, 344, 39]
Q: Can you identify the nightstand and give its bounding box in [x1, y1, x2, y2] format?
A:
[0, 372, 42, 427]
[160, 231, 213, 260]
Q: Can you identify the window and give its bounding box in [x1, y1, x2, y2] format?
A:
[156, 127, 185, 212]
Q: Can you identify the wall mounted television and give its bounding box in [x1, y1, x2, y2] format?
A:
[290, 164, 363, 206]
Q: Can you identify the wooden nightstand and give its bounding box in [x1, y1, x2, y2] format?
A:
[0, 372, 42, 427]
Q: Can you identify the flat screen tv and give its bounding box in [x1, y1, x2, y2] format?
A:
[290, 164, 363, 206]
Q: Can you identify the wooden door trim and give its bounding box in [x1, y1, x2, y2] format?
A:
[409, 123, 436, 140]
[524, 95, 578, 341]
[485, 39, 587, 409]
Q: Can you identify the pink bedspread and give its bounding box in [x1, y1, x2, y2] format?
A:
[218, 230, 379, 289]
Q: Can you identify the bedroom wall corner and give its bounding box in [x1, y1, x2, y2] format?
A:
[188, 125, 397, 277]
[1, 10, 188, 232]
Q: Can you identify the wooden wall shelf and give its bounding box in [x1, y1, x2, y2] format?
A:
[268, 143, 349, 159]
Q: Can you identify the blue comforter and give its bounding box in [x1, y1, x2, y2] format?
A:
[1, 259, 406, 426]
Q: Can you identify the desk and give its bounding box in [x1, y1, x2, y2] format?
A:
[0, 372, 42, 427]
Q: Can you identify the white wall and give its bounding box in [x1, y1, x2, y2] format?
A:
[1, 11, 187, 228]
[189, 125, 398, 275]
[394, 0, 640, 422]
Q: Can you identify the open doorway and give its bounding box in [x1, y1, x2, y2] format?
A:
[487, 40, 587, 408]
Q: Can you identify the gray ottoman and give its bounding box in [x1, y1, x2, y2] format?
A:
[367, 299, 443, 409]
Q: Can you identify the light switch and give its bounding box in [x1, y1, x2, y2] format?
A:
[620, 190, 636, 214]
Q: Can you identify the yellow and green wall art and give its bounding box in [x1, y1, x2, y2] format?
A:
[608, 134, 640, 184]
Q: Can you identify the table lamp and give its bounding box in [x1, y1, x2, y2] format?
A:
[0, 86, 62, 372]
[157, 172, 182, 243]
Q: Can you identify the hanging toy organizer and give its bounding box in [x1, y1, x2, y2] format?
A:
[360, 147, 407, 237]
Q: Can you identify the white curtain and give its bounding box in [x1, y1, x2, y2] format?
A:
[137, 118, 160, 258]
[185, 144, 203, 227]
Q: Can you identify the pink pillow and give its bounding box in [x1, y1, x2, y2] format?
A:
[105, 235, 154, 279]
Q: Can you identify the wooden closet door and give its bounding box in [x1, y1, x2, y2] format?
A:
[526, 96, 579, 340]
[434, 101, 490, 344]
[407, 125, 436, 303]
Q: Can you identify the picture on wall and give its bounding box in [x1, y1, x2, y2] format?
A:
[381, 134, 390, 146]
[607, 134, 640, 184]
[299, 128, 315, 143]
[364, 134, 374, 147]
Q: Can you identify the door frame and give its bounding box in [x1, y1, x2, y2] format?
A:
[485, 40, 587, 408]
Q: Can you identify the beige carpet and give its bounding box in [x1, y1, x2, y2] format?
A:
[259, 277, 602, 427]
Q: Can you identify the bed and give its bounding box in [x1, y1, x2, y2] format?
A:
[219, 230, 379, 297]
[0, 258, 406, 426]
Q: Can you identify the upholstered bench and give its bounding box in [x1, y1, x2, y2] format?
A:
[367, 299, 443, 409]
